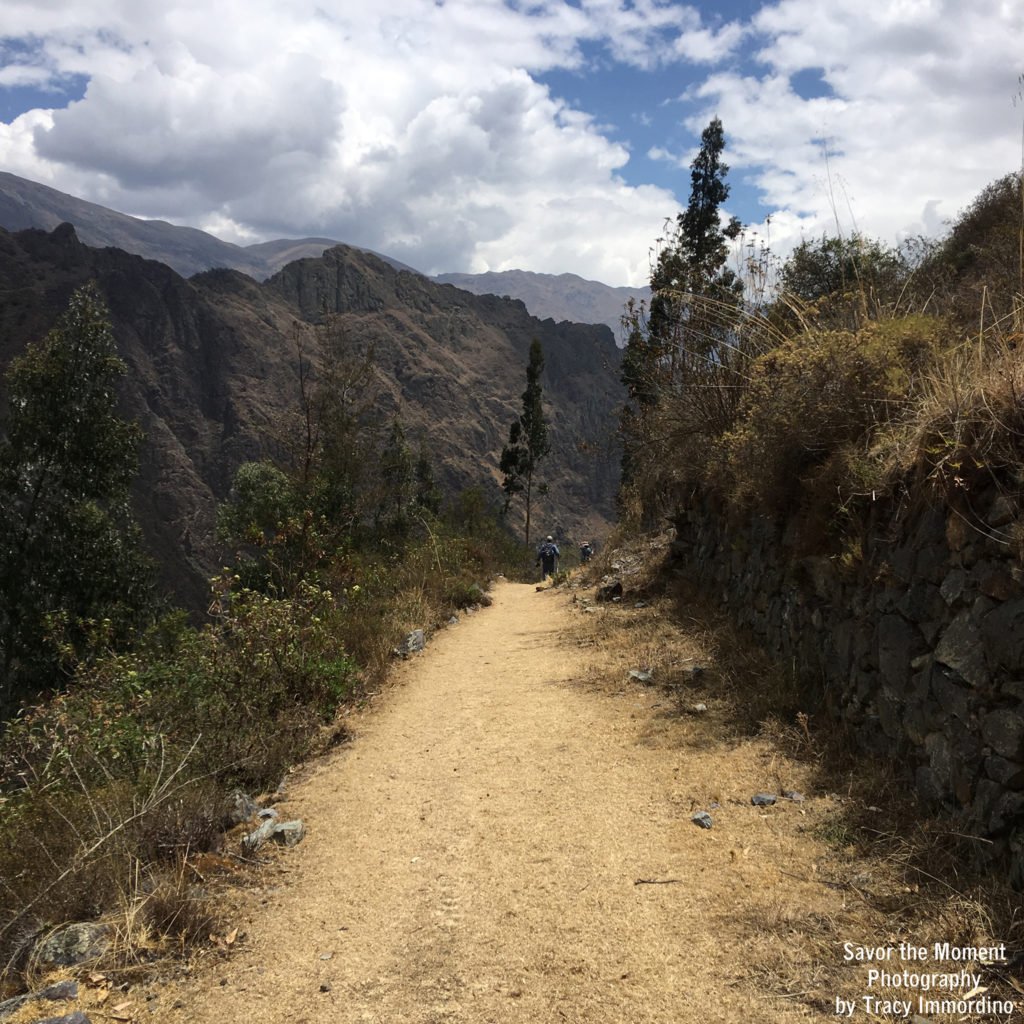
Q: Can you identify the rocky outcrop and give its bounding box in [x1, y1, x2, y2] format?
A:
[0, 980, 79, 1021]
[32, 925, 110, 968]
[241, 815, 306, 852]
[669, 485, 1024, 882]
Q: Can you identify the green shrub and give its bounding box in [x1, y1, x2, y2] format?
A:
[918, 171, 1024, 328]
[0, 578, 362, 979]
[0, 487, 523, 986]
[2, 580, 359, 797]
[444, 578, 485, 610]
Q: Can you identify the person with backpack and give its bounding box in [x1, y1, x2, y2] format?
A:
[536, 535, 560, 581]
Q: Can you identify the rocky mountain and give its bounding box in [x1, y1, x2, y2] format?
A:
[0, 170, 266, 278]
[0, 171, 418, 280]
[0, 173, 644, 333]
[433, 269, 650, 341]
[0, 224, 622, 608]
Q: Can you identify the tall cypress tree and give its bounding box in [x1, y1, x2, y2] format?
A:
[500, 337, 550, 547]
[620, 117, 743, 492]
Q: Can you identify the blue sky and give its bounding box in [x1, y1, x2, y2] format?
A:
[0, 0, 1021, 285]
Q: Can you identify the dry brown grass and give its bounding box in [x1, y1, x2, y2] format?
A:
[7, 804, 289, 1020]
[905, 328, 1024, 502]
[564, 532, 1024, 1021]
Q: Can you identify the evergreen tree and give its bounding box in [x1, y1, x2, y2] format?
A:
[413, 436, 443, 517]
[500, 338, 550, 546]
[625, 117, 742, 397]
[620, 117, 743, 496]
[0, 283, 153, 715]
[373, 421, 445, 545]
[306, 317, 378, 533]
[218, 318, 381, 591]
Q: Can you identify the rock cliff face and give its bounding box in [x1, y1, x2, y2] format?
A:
[0, 226, 621, 607]
[267, 246, 622, 543]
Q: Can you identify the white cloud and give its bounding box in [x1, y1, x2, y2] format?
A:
[0, 65, 52, 89]
[0, 0, 1019, 286]
[672, 20, 747, 64]
[2, 0, 708, 283]
[712, 0, 1024, 252]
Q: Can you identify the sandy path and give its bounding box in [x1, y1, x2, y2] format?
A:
[154, 581, 831, 1023]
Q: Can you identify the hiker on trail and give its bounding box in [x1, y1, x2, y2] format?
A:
[536, 535, 560, 581]
[580, 541, 593, 564]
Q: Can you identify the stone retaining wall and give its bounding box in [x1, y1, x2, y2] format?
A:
[669, 487, 1024, 881]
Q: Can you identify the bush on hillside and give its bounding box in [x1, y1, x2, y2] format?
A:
[920, 171, 1023, 328]
[711, 314, 947, 514]
[2, 580, 358, 796]
[0, 580, 357, 973]
[907, 335, 1024, 503]
[776, 234, 909, 332]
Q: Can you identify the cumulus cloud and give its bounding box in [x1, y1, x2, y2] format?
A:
[0, 65, 52, 89]
[0, 0, 1020, 284]
[700, 0, 1024, 253]
[2, 0, 707, 282]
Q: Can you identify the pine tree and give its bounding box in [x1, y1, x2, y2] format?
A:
[0, 283, 153, 715]
[413, 437, 443, 517]
[500, 337, 550, 547]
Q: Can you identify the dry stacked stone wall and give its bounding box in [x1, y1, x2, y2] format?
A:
[669, 487, 1024, 882]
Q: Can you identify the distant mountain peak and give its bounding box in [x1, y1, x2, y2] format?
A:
[0, 171, 406, 280]
[432, 268, 649, 341]
[0, 170, 646, 335]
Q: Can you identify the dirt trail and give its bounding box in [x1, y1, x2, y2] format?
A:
[152, 580, 839, 1023]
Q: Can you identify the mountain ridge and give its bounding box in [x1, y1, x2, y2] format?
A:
[0, 171, 417, 279]
[434, 268, 648, 339]
[0, 171, 646, 334]
[0, 223, 622, 607]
